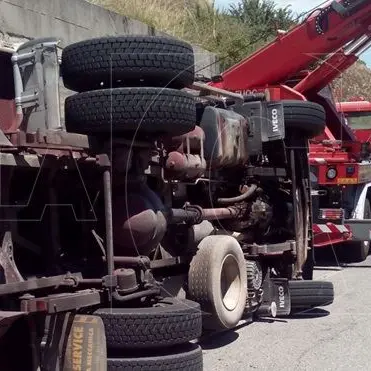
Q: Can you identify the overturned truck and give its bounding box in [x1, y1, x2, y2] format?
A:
[0, 35, 333, 370]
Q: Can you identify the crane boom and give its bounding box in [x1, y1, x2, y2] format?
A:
[212, 0, 371, 92]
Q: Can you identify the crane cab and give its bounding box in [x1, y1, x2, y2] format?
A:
[337, 101, 371, 144]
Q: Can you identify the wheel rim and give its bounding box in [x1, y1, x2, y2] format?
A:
[220, 254, 241, 311]
[246, 261, 263, 290]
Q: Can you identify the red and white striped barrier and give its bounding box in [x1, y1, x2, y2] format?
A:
[313, 223, 352, 247]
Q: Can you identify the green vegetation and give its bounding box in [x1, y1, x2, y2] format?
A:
[90, 0, 296, 70]
[90, 0, 371, 100]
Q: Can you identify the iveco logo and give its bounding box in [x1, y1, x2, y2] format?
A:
[271, 108, 279, 133]
[278, 285, 285, 308]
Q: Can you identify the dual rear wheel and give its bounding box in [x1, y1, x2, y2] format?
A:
[95, 299, 203, 371]
[62, 36, 197, 139]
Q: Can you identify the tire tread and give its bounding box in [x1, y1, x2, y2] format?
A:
[61, 36, 195, 91]
[65, 88, 196, 136]
[289, 280, 334, 309]
[95, 298, 202, 350]
[282, 100, 326, 138]
[107, 344, 203, 371]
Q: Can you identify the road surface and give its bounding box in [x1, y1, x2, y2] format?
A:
[202, 254, 371, 371]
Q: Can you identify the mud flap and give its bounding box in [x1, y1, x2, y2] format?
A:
[271, 278, 291, 316]
[258, 278, 291, 317]
[62, 314, 107, 371]
[265, 102, 285, 142]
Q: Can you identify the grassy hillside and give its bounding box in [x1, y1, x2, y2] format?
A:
[89, 0, 294, 70]
[90, 0, 371, 101]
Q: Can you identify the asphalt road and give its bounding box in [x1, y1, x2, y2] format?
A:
[201, 254, 371, 371]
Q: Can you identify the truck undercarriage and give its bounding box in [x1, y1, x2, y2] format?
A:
[0, 34, 335, 370]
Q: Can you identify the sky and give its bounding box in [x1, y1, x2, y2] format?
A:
[214, 0, 371, 66]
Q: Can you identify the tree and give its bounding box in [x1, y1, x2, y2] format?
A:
[229, 0, 295, 41]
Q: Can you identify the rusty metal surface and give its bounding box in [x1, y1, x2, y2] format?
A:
[191, 81, 245, 102]
[164, 126, 206, 180]
[0, 151, 102, 169]
[165, 152, 206, 180]
[115, 268, 138, 293]
[150, 256, 188, 269]
[170, 126, 205, 153]
[0, 232, 24, 284]
[169, 205, 244, 224]
[111, 256, 151, 267]
[200, 106, 249, 168]
[202, 206, 244, 220]
[21, 290, 101, 313]
[245, 241, 295, 255]
[12, 130, 90, 155]
[38, 130, 90, 149]
[0, 273, 82, 296]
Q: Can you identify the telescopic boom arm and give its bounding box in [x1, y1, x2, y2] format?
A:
[211, 0, 371, 92]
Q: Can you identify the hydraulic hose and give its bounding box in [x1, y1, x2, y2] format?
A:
[217, 184, 258, 205]
[112, 288, 160, 303]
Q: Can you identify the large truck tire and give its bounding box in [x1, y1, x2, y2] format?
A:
[282, 100, 326, 138]
[188, 235, 247, 330]
[95, 298, 202, 350]
[65, 88, 196, 136]
[107, 344, 203, 371]
[289, 280, 334, 310]
[344, 240, 370, 263]
[61, 36, 195, 92]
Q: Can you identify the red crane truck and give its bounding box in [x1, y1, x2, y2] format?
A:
[332, 99, 371, 261]
[208, 0, 371, 264]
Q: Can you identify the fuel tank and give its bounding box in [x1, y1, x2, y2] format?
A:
[199, 106, 249, 168]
